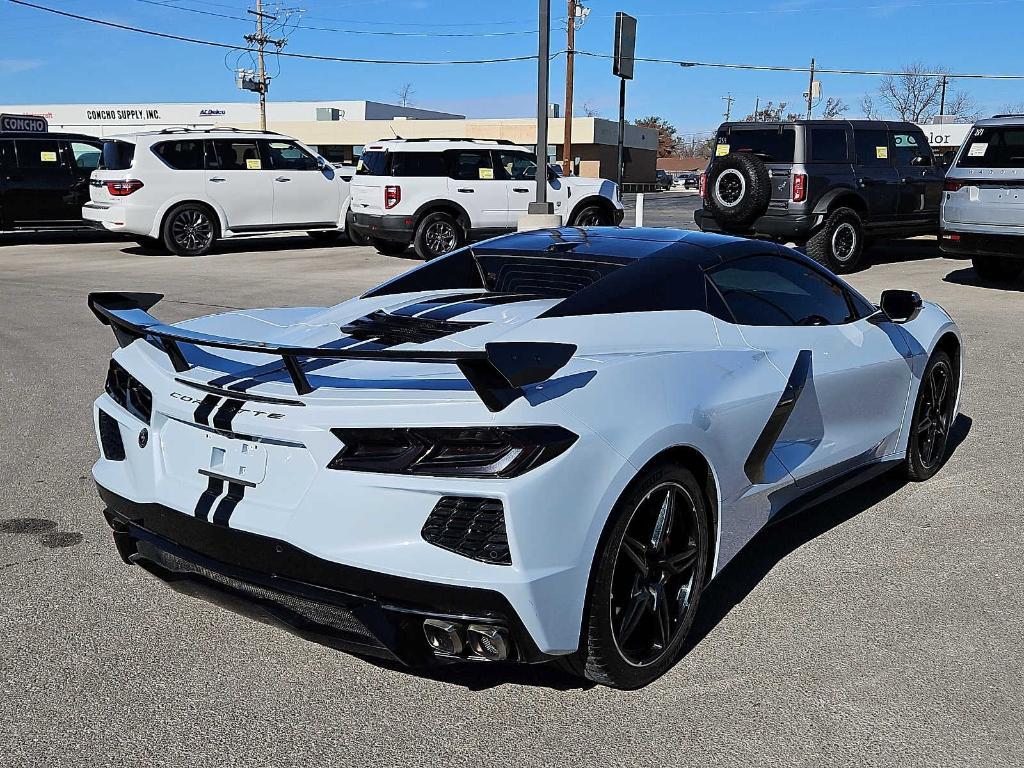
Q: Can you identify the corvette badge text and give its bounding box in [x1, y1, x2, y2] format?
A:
[170, 392, 285, 420]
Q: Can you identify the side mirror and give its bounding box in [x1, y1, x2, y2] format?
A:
[316, 156, 328, 171]
[910, 155, 931, 167]
[880, 289, 922, 323]
[547, 165, 558, 182]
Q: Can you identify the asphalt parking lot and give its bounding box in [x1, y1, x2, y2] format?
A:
[1, 206, 1022, 766]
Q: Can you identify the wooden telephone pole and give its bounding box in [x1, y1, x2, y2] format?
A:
[562, 1, 589, 176]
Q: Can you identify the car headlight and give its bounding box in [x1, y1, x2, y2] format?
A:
[328, 426, 577, 478]
[105, 359, 153, 424]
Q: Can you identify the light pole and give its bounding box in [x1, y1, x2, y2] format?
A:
[531, 0, 553, 215]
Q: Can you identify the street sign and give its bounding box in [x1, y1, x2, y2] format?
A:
[0, 114, 48, 133]
[613, 12, 637, 80]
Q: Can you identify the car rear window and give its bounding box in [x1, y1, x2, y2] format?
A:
[100, 140, 136, 170]
[357, 150, 389, 175]
[718, 127, 796, 162]
[957, 125, 1024, 168]
[810, 127, 848, 162]
[390, 151, 448, 177]
[153, 140, 206, 170]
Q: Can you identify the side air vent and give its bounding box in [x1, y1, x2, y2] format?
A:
[340, 310, 483, 345]
[421, 496, 511, 565]
[98, 410, 126, 461]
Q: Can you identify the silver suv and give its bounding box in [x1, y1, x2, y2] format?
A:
[940, 115, 1024, 281]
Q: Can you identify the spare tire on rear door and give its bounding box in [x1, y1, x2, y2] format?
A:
[704, 152, 771, 228]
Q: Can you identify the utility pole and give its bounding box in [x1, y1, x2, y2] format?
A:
[722, 93, 734, 122]
[753, 96, 760, 122]
[531, 0, 553, 213]
[562, 0, 586, 176]
[939, 75, 949, 117]
[805, 57, 816, 119]
[244, 0, 285, 130]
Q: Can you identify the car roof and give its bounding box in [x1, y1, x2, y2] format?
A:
[970, 114, 1024, 127]
[721, 119, 920, 130]
[113, 128, 291, 143]
[364, 138, 532, 152]
[0, 131, 101, 142]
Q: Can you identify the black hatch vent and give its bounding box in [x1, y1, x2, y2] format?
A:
[480, 256, 622, 297]
[421, 496, 511, 565]
[340, 310, 483, 345]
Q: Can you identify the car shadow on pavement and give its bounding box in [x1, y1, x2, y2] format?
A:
[683, 413, 973, 654]
[365, 656, 595, 692]
[943, 266, 1024, 292]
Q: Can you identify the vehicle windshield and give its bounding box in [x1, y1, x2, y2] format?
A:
[957, 125, 1024, 168]
[718, 127, 796, 162]
[99, 140, 135, 170]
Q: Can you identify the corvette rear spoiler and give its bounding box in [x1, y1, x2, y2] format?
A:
[88, 292, 576, 412]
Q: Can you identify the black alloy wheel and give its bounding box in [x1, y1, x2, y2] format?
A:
[413, 211, 464, 260]
[564, 463, 709, 688]
[906, 350, 957, 481]
[571, 205, 612, 227]
[162, 204, 216, 257]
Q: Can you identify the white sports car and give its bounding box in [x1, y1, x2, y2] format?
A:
[90, 227, 962, 688]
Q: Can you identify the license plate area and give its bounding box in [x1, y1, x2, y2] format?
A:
[200, 432, 268, 484]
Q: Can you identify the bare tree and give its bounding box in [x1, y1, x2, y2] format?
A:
[743, 100, 801, 122]
[582, 101, 601, 118]
[869, 63, 978, 122]
[821, 97, 849, 119]
[394, 83, 415, 108]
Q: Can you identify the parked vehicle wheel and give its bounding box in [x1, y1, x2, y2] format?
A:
[563, 462, 709, 689]
[371, 238, 409, 256]
[704, 152, 771, 228]
[570, 205, 613, 227]
[905, 349, 958, 481]
[806, 207, 864, 273]
[345, 210, 370, 246]
[413, 211, 464, 260]
[161, 203, 217, 257]
[308, 230, 342, 244]
[971, 255, 1021, 281]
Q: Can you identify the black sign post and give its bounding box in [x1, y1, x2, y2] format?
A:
[0, 114, 48, 133]
[613, 12, 636, 192]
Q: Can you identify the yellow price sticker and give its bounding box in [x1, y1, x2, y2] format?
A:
[40, 151, 58, 163]
[715, 144, 730, 157]
[478, 167, 494, 180]
[246, 158, 262, 170]
[875, 146, 888, 159]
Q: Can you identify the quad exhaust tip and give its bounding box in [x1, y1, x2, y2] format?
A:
[422, 619, 510, 661]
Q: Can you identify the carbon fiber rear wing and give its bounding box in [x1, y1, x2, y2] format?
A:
[88, 292, 576, 412]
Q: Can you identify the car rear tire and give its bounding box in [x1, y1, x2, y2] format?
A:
[971, 255, 1021, 281]
[162, 203, 217, 257]
[371, 238, 409, 256]
[413, 211, 463, 260]
[308, 230, 342, 244]
[570, 205, 613, 227]
[905, 349, 958, 481]
[562, 462, 710, 689]
[704, 152, 771, 228]
[806, 207, 864, 273]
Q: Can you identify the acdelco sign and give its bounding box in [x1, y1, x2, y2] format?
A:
[0, 114, 48, 133]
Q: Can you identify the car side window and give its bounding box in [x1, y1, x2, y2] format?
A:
[810, 127, 849, 162]
[708, 254, 855, 326]
[449, 150, 495, 181]
[390, 151, 448, 177]
[153, 140, 206, 170]
[209, 139, 263, 171]
[15, 139, 65, 169]
[0, 139, 16, 169]
[495, 150, 538, 181]
[69, 141, 101, 171]
[853, 128, 892, 167]
[891, 131, 933, 166]
[263, 140, 319, 171]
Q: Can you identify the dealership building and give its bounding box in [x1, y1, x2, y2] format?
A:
[2, 100, 659, 182]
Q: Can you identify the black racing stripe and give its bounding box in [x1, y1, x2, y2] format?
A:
[193, 394, 221, 426]
[194, 476, 225, 520]
[212, 399, 245, 431]
[418, 293, 546, 321]
[211, 482, 246, 527]
[388, 292, 488, 317]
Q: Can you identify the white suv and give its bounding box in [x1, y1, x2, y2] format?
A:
[83, 128, 349, 256]
[348, 138, 624, 259]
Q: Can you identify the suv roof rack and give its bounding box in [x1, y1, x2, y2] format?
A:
[991, 113, 1024, 118]
[375, 137, 518, 145]
[154, 126, 281, 135]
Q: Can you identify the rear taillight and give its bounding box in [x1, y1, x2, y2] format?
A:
[105, 180, 143, 196]
[792, 173, 807, 203]
[699, 172, 707, 199]
[944, 180, 964, 192]
[384, 185, 401, 209]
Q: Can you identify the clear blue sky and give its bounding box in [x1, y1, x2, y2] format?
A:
[2, 0, 1024, 143]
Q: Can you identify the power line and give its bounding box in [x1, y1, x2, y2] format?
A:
[575, 50, 1024, 81]
[131, 0, 538, 37]
[8, 1, 540, 65]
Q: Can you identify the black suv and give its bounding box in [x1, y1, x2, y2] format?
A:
[0, 132, 103, 231]
[695, 120, 944, 271]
